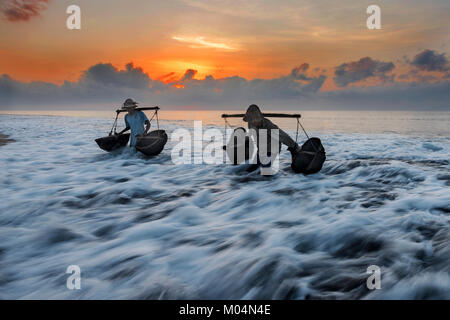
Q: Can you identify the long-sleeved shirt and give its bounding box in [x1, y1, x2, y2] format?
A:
[124, 110, 149, 147]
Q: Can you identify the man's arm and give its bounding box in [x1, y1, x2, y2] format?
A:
[117, 126, 130, 135]
[265, 119, 298, 149]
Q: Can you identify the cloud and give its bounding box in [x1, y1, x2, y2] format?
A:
[320, 80, 450, 110]
[167, 64, 327, 105]
[172, 36, 238, 51]
[0, 0, 49, 22]
[180, 69, 198, 81]
[291, 63, 313, 81]
[334, 57, 395, 87]
[0, 54, 449, 110]
[0, 62, 327, 107]
[410, 49, 449, 72]
[0, 63, 163, 106]
[80, 62, 151, 89]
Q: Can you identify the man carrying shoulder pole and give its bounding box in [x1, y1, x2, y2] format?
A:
[117, 98, 150, 147]
[244, 105, 301, 172]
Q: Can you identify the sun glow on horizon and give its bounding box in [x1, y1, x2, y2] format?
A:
[154, 60, 217, 80]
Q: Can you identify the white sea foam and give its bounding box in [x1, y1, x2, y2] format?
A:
[0, 113, 449, 299]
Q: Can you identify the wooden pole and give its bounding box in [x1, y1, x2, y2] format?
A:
[221, 113, 301, 119]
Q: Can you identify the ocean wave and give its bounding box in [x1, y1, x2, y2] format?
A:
[0, 115, 449, 299]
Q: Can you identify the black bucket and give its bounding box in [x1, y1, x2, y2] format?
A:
[135, 130, 168, 156]
[291, 137, 326, 174]
[95, 133, 130, 152]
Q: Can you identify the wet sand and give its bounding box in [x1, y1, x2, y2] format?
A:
[0, 133, 15, 147]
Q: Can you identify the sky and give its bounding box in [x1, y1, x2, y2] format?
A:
[0, 0, 449, 110]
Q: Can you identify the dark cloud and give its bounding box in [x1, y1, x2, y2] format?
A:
[172, 65, 326, 105]
[0, 56, 449, 110]
[0, 0, 49, 22]
[291, 63, 312, 80]
[0, 62, 327, 107]
[0, 63, 163, 106]
[321, 80, 450, 110]
[180, 69, 198, 82]
[334, 57, 395, 87]
[410, 49, 449, 72]
[80, 63, 151, 89]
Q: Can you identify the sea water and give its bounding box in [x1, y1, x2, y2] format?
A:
[0, 110, 449, 299]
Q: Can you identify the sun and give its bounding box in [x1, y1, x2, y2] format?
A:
[157, 60, 215, 80]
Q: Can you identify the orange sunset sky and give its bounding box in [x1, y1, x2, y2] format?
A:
[1, 0, 448, 86]
[0, 0, 449, 110]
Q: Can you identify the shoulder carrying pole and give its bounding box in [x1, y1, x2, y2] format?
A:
[222, 113, 301, 119]
[115, 106, 160, 114]
[221, 111, 318, 152]
[110, 106, 160, 135]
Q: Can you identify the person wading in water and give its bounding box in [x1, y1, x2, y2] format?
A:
[243, 104, 301, 171]
[117, 98, 150, 147]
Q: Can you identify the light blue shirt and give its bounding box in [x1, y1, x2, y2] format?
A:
[125, 110, 149, 147]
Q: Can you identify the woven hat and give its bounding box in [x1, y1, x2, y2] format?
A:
[122, 98, 139, 109]
[243, 104, 264, 123]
